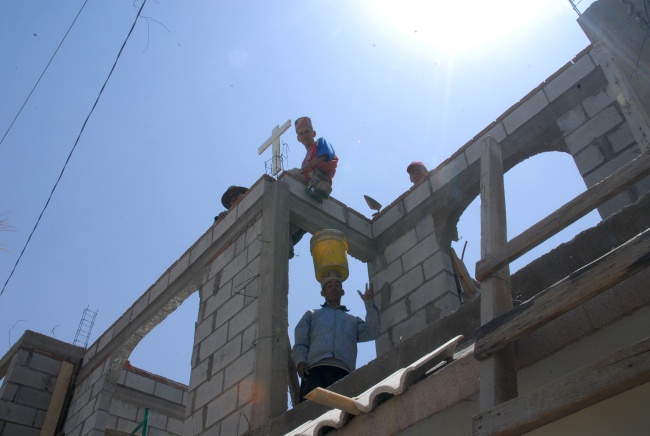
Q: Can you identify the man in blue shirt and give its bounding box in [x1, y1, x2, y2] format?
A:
[292, 271, 381, 402]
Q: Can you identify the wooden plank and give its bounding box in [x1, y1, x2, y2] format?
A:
[475, 227, 650, 361]
[450, 247, 479, 300]
[473, 337, 650, 436]
[40, 361, 75, 436]
[304, 387, 361, 415]
[475, 150, 650, 281]
[478, 136, 518, 409]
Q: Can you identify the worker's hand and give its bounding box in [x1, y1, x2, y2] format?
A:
[297, 362, 309, 380]
[357, 283, 374, 301]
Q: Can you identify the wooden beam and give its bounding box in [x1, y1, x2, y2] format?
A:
[304, 387, 362, 415]
[40, 361, 75, 436]
[476, 150, 650, 281]
[478, 136, 517, 409]
[475, 227, 650, 361]
[473, 337, 650, 436]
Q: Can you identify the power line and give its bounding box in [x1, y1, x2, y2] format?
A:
[0, 0, 90, 148]
[0, 0, 149, 297]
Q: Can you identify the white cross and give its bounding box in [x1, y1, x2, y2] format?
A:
[258, 119, 292, 176]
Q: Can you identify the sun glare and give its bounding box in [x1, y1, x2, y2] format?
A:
[369, 0, 556, 55]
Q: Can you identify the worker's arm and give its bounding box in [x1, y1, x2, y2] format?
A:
[357, 283, 381, 341]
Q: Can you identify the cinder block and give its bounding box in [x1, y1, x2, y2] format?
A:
[153, 382, 185, 405]
[236, 181, 265, 217]
[207, 243, 236, 280]
[543, 54, 596, 102]
[242, 323, 257, 354]
[124, 372, 155, 395]
[227, 300, 258, 341]
[503, 91, 550, 134]
[415, 215, 435, 241]
[0, 399, 38, 426]
[583, 87, 615, 117]
[193, 370, 224, 411]
[190, 351, 209, 385]
[608, 123, 636, 153]
[220, 250, 249, 287]
[145, 408, 167, 430]
[404, 180, 431, 213]
[6, 366, 52, 391]
[190, 230, 213, 264]
[15, 385, 52, 410]
[0, 382, 18, 401]
[169, 252, 191, 285]
[390, 309, 427, 344]
[28, 352, 61, 376]
[199, 323, 228, 363]
[422, 250, 454, 281]
[434, 291, 462, 319]
[372, 201, 405, 237]
[431, 154, 469, 194]
[232, 256, 261, 299]
[408, 281, 448, 311]
[211, 336, 243, 375]
[584, 146, 642, 188]
[108, 398, 138, 421]
[373, 259, 403, 289]
[402, 234, 438, 273]
[348, 211, 372, 238]
[215, 295, 244, 330]
[205, 385, 238, 428]
[130, 292, 150, 321]
[112, 312, 131, 339]
[167, 416, 183, 434]
[194, 315, 214, 345]
[380, 300, 409, 332]
[574, 143, 605, 175]
[234, 382, 256, 410]
[466, 125, 507, 166]
[3, 422, 39, 436]
[182, 410, 204, 436]
[389, 267, 424, 304]
[114, 416, 140, 433]
[376, 332, 392, 353]
[97, 327, 115, 353]
[150, 273, 170, 301]
[220, 404, 252, 435]
[321, 198, 346, 223]
[223, 348, 256, 390]
[557, 105, 588, 135]
[384, 229, 417, 264]
[565, 106, 624, 154]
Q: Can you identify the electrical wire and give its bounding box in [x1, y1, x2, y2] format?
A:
[0, 0, 90, 148]
[0, 0, 149, 297]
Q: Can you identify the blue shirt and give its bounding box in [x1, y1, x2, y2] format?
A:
[292, 300, 381, 373]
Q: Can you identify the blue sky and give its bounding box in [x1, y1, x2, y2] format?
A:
[0, 0, 599, 388]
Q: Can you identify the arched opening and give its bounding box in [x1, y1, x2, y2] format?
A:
[452, 151, 601, 280]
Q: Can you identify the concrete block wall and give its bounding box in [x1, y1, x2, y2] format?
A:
[558, 48, 650, 218]
[0, 348, 61, 435]
[184, 214, 264, 435]
[371, 212, 459, 355]
[104, 368, 186, 435]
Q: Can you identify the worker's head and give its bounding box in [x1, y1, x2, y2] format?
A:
[221, 186, 249, 209]
[407, 161, 428, 185]
[295, 116, 316, 149]
[320, 271, 344, 306]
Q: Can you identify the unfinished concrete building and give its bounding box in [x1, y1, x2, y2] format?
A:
[1, 1, 649, 434]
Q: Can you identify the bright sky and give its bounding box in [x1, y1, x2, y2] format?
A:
[0, 0, 599, 389]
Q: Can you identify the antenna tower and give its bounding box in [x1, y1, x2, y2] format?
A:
[73, 306, 98, 348]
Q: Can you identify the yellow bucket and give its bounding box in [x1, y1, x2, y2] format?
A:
[310, 229, 349, 283]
